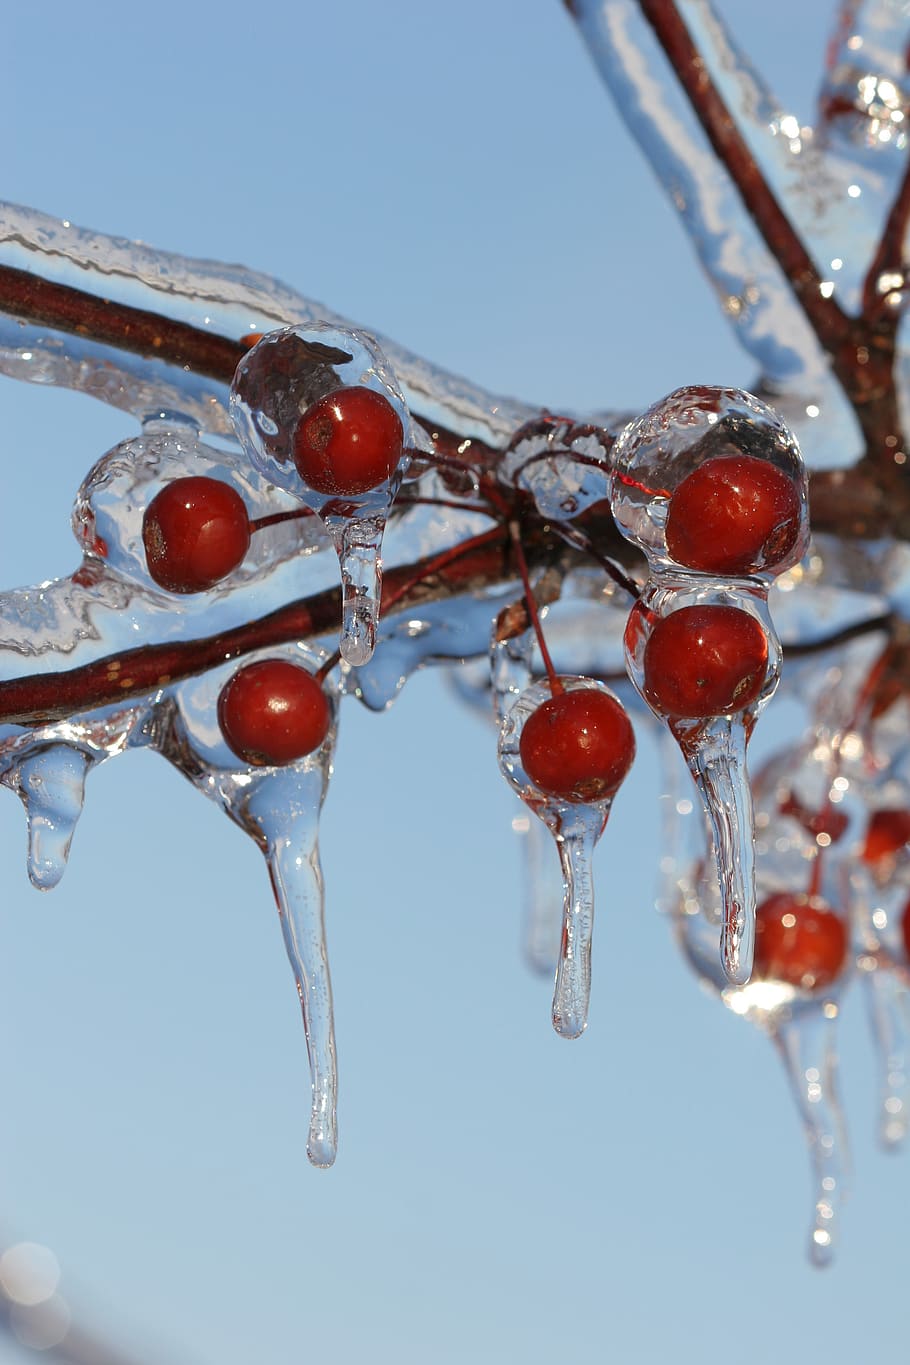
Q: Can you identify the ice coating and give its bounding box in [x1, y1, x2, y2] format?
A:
[0, 203, 534, 449]
[501, 415, 613, 522]
[610, 385, 809, 573]
[230, 325, 418, 666]
[498, 676, 629, 1038]
[1, 0, 910, 1269]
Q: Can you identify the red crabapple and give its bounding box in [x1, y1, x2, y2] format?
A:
[665, 454, 802, 576]
[753, 892, 848, 992]
[641, 604, 768, 720]
[519, 687, 635, 803]
[862, 809, 910, 863]
[143, 476, 250, 593]
[293, 386, 404, 497]
[218, 659, 331, 766]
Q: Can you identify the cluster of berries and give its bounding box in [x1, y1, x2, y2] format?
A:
[141, 384, 404, 765]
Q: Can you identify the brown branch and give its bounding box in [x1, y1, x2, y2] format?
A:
[0, 529, 514, 727]
[636, 0, 851, 352]
[0, 264, 500, 472]
[634, 0, 910, 510]
[862, 156, 910, 320]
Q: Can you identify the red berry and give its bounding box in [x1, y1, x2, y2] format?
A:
[293, 386, 404, 496]
[143, 477, 250, 594]
[862, 808, 910, 863]
[519, 687, 635, 803]
[779, 793, 849, 844]
[217, 659, 331, 766]
[665, 454, 802, 576]
[641, 604, 768, 719]
[753, 892, 848, 992]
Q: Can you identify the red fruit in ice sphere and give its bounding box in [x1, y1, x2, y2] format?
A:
[665, 454, 802, 575]
[753, 892, 848, 992]
[641, 604, 768, 719]
[293, 385, 404, 496]
[519, 687, 635, 803]
[143, 476, 250, 593]
[862, 808, 910, 863]
[217, 659, 331, 766]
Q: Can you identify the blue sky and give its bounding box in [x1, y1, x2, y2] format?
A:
[2, 3, 908, 1363]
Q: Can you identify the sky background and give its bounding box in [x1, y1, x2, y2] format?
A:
[2, 3, 908, 1363]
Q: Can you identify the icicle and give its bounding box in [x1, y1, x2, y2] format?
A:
[518, 814, 564, 977]
[773, 1008, 848, 1268]
[244, 770, 338, 1167]
[10, 744, 92, 891]
[677, 717, 755, 984]
[551, 807, 603, 1039]
[863, 965, 910, 1149]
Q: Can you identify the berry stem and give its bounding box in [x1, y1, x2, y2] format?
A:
[249, 508, 315, 534]
[508, 520, 562, 695]
[551, 521, 641, 601]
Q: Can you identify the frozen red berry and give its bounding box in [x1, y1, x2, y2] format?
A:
[642, 604, 768, 719]
[665, 454, 802, 576]
[519, 687, 635, 803]
[752, 892, 848, 992]
[862, 808, 910, 863]
[143, 476, 250, 593]
[218, 659, 331, 766]
[293, 386, 404, 496]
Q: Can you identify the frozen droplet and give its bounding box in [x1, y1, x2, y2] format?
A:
[335, 517, 383, 667]
[773, 1010, 848, 1267]
[10, 744, 91, 890]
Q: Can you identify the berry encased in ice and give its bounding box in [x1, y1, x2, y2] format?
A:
[753, 892, 848, 992]
[143, 476, 250, 594]
[218, 659, 331, 767]
[293, 385, 404, 497]
[665, 454, 802, 576]
[641, 604, 768, 720]
[519, 687, 635, 804]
